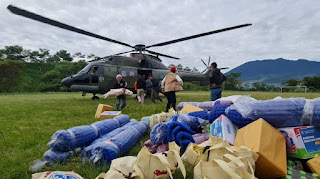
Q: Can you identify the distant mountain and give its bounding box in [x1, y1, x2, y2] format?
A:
[226, 58, 320, 85]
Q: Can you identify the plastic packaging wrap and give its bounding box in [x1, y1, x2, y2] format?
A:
[150, 122, 167, 145]
[166, 121, 196, 152]
[208, 104, 231, 123]
[82, 121, 148, 164]
[168, 114, 206, 130]
[188, 111, 209, 120]
[103, 89, 133, 98]
[48, 115, 130, 152]
[43, 149, 73, 163]
[225, 97, 313, 128]
[156, 144, 169, 153]
[192, 133, 209, 144]
[144, 139, 158, 154]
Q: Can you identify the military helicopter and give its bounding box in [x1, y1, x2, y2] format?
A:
[7, 5, 251, 100]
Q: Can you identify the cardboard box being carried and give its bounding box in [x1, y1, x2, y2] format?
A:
[95, 104, 113, 119]
[210, 114, 238, 145]
[278, 126, 320, 159]
[99, 111, 121, 120]
[234, 118, 287, 178]
[180, 104, 204, 114]
[307, 155, 320, 175]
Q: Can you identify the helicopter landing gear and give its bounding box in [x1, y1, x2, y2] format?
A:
[91, 94, 99, 101]
[82, 92, 87, 96]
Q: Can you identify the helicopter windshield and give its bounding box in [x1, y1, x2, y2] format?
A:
[78, 65, 92, 74]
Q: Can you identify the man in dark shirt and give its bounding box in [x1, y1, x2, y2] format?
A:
[208, 62, 227, 101]
[149, 75, 162, 103]
[136, 75, 146, 104]
[113, 74, 127, 110]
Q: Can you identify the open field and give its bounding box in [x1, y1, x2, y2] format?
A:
[1, 91, 320, 178]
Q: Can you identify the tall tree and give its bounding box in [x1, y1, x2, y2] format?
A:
[176, 64, 183, 70]
[224, 72, 242, 90]
[0, 45, 25, 61]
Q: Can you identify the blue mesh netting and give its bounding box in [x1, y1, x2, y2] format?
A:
[188, 111, 209, 120]
[82, 121, 148, 164]
[208, 104, 231, 123]
[48, 115, 130, 152]
[43, 149, 73, 163]
[166, 121, 196, 152]
[150, 123, 167, 145]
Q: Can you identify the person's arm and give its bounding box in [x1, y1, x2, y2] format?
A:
[176, 75, 183, 86]
[113, 82, 118, 89]
[161, 77, 166, 89]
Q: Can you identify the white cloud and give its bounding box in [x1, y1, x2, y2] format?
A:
[0, 0, 319, 71]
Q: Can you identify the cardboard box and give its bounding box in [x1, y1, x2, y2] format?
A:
[99, 111, 121, 120]
[95, 104, 113, 118]
[210, 114, 238, 145]
[180, 104, 204, 114]
[307, 155, 320, 175]
[234, 118, 287, 178]
[278, 126, 320, 159]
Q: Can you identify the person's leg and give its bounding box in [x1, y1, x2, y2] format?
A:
[116, 96, 121, 110]
[155, 91, 162, 102]
[217, 88, 222, 99]
[211, 89, 218, 101]
[121, 95, 127, 109]
[172, 91, 176, 111]
[141, 89, 145, 104]
[165, 92, 170, 112]
[137, 89, 142, 103]
[151, 89, 155, 103]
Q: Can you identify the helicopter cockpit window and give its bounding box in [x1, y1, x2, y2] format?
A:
[121, 70, 128, 77]
[129, 70, 136, 77]
[79, 65, 92, 74]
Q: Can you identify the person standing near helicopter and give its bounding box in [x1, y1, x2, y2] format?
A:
[161, 66, 183, 112]
[113, 74, 127, 110]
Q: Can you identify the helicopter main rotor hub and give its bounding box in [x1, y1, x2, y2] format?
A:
[134, 44, 146, 52]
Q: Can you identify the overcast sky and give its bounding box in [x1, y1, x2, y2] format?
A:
[1, 0, 319, 71]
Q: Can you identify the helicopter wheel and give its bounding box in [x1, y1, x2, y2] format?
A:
[91, 95, 100, 101]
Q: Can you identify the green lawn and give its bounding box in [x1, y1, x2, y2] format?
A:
[0, 91, 319, 178]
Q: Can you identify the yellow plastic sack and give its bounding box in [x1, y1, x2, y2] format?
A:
[194, 159, 257, 179]
[134, 142, 186, 179]
[96, 156, 142, 179]
[32, 171, 84, 179]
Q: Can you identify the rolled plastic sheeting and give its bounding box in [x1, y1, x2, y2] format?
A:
[43, 149, 73, 163]
[167, 121, 196, 152]
[48, 115, 130, 152]
[169, 114, 204, 130]
[82, 121, 148, 164]
[177, 101, 216, 111]
[150, 122, 167, 145]
[208, 104, 231, 123]
[225, 98, 317, 128]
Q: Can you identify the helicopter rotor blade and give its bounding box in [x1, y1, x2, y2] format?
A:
[146, 24, 252, 48]
[201, 68, 209, 74]
[112, 50, 135, 56]
[146, 50, 180, 60]
[219, 67, 229, 70]
[7, 5, 133, 48]
[201, 59, 208, 67]
[208, 56, 211, 66]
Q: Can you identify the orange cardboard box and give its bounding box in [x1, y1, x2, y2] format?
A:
[180, 104, 204, 113]
[99, 111, 122, 120]
[95, 104, 113, 118]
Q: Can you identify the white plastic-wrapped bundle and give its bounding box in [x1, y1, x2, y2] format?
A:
[103, 89, 133, 98]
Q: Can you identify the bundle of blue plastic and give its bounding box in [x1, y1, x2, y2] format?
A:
[43, 149, 73, 163]
[169, 114, 203, 130]
[208, 104, 232, 123]
[48, 115, 130, 152]
[166, 121, 196, 152]
[188, 111, 209, 120]
[82, 119, 138, 158]
[226, 98, 308, 128]
[82, 121, 148, 164]
[150, 122, 167, 145]
[302, 98, 320, 126]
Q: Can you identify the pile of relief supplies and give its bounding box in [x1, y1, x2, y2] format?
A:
[32, 96, 320, 179]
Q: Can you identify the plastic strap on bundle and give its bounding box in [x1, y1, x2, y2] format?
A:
[302, 99, 314, 125]
[113, 118, 120, 127]
[67, 129, 76, 146]
[90, 124, 99, 137]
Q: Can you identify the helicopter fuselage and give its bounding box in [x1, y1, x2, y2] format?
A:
[61, 53, 209, 94]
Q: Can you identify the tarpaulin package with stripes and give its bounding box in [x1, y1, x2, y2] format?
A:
[82, 121, 148, 164]
[48, 115, 130, 152]
[208, 104, 231, 123]
[225, 97, 320, 128]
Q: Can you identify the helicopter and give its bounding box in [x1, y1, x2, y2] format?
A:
[7, 5, 251, 100]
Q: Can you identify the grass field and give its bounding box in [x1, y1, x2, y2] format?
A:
[1, 91, 320, 178]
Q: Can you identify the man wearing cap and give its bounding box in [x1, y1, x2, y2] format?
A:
[208, 62, 227, 101]
[113, 74, 127, 110]
[161, 66, 183, 112]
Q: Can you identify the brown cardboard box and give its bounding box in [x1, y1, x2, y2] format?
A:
[180, 104, 204, 113]
[234, 118, 287, 178]
[99, 111, 122, 120]
[95, 104, 113, 118]
[307, 155, 320, 175]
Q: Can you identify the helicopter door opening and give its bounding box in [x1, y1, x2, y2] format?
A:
[90, 66, 103, 84]
[120, 68, 137, 89]
[137, 70, 152, 80]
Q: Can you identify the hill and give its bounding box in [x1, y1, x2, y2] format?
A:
[227, 58, 320, 85]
